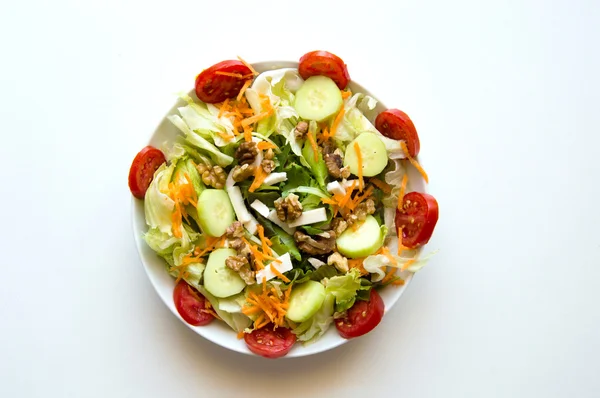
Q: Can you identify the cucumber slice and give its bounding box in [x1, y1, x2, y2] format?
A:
[336, 215, 384, 259]
[204, 248, 246, 298]
[285, 281, 326, 323]
[196, 189, 235, 237]
[294, 76, 343, 122]
[343, 133, 388, 177]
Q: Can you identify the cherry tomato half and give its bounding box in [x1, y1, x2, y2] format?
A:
[128, 146, 166, 199]
[173, 280, 214, 326]
[375, 109, 420, 158]
[298, 50, 350, 90]
[194, 60, 253, 104]
[244, 324, 296, 359]
[335, 289, 385, 339]
[395, 192, 439, 248]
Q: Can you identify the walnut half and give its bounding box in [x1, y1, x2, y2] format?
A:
[196, 164, 226, 189]
[324, 148, 351, 179]
[225, 255, 255, 285]
[293, 230, 337, 255]
[274, 193, 303, 222]
[235, 141, 258, 165]
[327, 252, 349, 273]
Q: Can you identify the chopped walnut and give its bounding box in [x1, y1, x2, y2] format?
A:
[327, 252, 349, 273]
[231, 164, 256, 182]
[264, 148, 275, 160]
[235, 141, 258, 165]
[225, 255, 255, 285]
[261, 159, 275, 173]
[331, 217, 348, 236]
[225, 221, 244, 239]
[324, 148, 351, 179]
[294, 230, 336, 255]
[345, 198, 376, 226]
[274, 193, 303, 222]
[196, 164, 226, 189]
[229, 237, 251, 257]
[294, 121, 309, 139]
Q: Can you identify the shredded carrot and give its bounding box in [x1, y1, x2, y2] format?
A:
[380, 246, 398, 266]
[306, 131, 319, 162]
[397, 174, 408, 210]
[248, 166, 267, 193]
[354, 142, 364, 191]
[381, 267, 398, 284]
[217, 131, 233, 141]
[369, 178, 392, 194]
[397, 227, 405, 256]
[400, 141, 429, 183]
[215, 71, 244, 78]
[317, 127, 332, 144]
[270, 263, 291, 283]
[257, 141, 277, 151]
[218, 98, 230, 118]
[392, 279, 406, 286]
[347, 258, 369, 276]
[237, 56, 258, 76]
[349, 185, 374, 209]
[341, 90, 352, 99]
[242, 110, 273, 128]
[401, 258, 417, 271]
[237, 79, 252, 101]
[257, 225, 273, 256]
[243, 126, 252, 142]
[331, 108, 345, 136]
[236, 331, 245, 339]
[242, 281, 291, 329]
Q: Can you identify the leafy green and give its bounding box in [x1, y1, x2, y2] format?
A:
[283, 265, 338, 286]
[197, 286, 253, 332]
[324, 268, 368, 312]
[300, 225, 324, 235]
[302, 137, 328, 188]
[282, 163, 312, 193]
[246, 191, 280, 208]
[254, 213, 301, 261]
[292, 293, 334, 344]
[168, 115, 234, 167]
[144, 163, 176, 234]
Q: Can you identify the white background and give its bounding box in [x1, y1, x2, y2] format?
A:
[1, 0, 599, 397]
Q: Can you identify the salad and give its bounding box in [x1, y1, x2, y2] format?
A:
[128, 51, 439, 358]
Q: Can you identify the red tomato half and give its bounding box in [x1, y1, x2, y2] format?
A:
[173, 280, 214, 326]
[244, 324, 296, 359]
[298, 50, 350, 90]
[375, 109, 420, 157]
[335, 289, 385, 339]
[395, 192, 439, 248]
[128, 146, 166, 199]
[194, 60, 253, 103]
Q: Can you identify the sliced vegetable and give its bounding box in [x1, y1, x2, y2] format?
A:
[343, 133, 388, 177]
[173, 280, 214, 326]
[227, 186, 252, 224]
[129, 146, 166, 199]
[204, 248, 246, 298]
[286, 281, 326, 323]
[336, 215, 385, 258]
[244, 324, 296, 359]
[395, 192, 439, 248]
[197, 189, 235, 237]
[294, 76, 343, 122]
[255, 253, 294, 282]
[375, 109, 420, 157]
[298, 51, 350, 90]
[195, 60, 253, 103]
[335, 289, 384, 339]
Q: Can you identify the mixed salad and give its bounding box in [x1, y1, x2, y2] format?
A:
[128, 51, 439, 358]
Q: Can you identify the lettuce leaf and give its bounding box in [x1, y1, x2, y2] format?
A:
[324, 268, 369, 312]
[363, 250, 440, 281]
[302, 135, 328, 188]
[197, 286, 253, 332]
[292, 293, 334, 344]
[144, 163, 176, 234]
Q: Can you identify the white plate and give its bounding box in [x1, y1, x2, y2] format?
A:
[131, 61, 427, 358]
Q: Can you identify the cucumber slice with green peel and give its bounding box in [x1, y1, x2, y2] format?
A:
[204, 248, 246, 298]
[336, 215, 384, 259]
[343, 133, 388, 177]
[196, 189, 235, 237]
[294, 76, 343, 122]
[285, 281, 326, 323]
